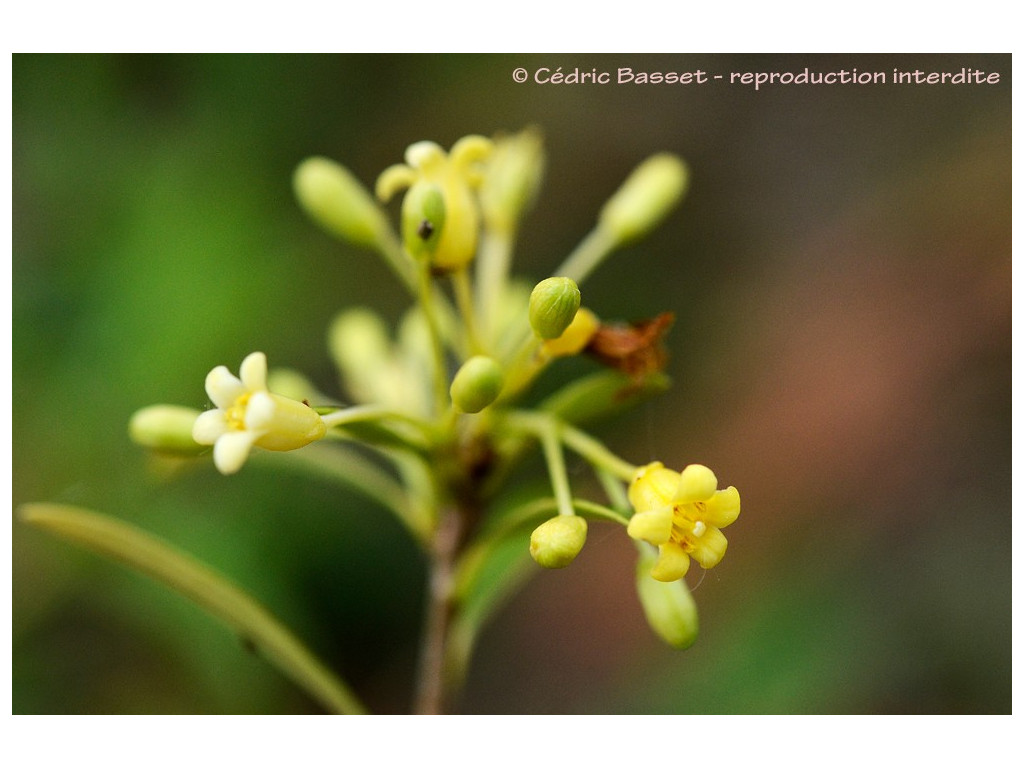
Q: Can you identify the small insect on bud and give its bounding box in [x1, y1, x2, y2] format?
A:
[599, 153, 688, 246]
[449, 355, 505, 414]
[293, 157, 390, 249]
[129, 405, 205, 455]
[529, 276, 581, 340]
[401, 182, 447, 262]
[530, 515, 588, 569]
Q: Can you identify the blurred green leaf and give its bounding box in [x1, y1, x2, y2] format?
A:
[19, 503, 367, 715]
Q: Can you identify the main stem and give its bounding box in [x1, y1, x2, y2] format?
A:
[413, 502, 465, 714]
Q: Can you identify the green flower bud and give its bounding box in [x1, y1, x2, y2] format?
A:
[529, 276, 582, 340]
[449, 355, 504, 414]
[293, 157, 390, 249]
[635, 548, 699, 649]
[401, 181, 447, 262]
[530, 515, 588, 569]
[129, 405, 204, 455]
[599, 153, 688, 245]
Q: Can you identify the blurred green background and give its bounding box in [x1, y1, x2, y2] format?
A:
[12, 53, 1011, 714]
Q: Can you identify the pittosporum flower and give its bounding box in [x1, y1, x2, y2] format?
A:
[627, 462, 740, 582]
[192, 352, 327, 475]
[376, 136, 492, 273]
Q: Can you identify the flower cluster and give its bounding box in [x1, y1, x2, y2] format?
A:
[130, 128, 740, 662]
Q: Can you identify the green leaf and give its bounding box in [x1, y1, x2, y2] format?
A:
[19, 503, 367, 715]
[540, 369, 670, 426]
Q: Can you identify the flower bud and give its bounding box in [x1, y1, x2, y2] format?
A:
[129, 405, 204, 455]
[328, 308, 392, 382]
[543, 307, 599, 358]
[401, 181, 447, 262]
[293, 157, 390, 249]
[479, 127, 545, 234]
[530, 515, 587, 569]
[449, 355, 504, 413]
[599, 153, 688, 245]
[529, 277, 581, 340]
[635, 548, 699, 649]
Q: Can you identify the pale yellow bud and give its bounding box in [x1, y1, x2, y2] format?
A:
[129, 405, 204, 455]
[635, 548, 699, 649]
[530, 515, 588, 568]
[293, 157, 390, 249]
[328, 308, 391, 381]
[480, 127, 545, 233]
[449, 356, 505, 413]
[599, 154, 688, 245]
[529, 277, 581, 340]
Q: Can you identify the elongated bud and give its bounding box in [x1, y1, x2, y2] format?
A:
[635, 548, 699, 649]
[480, 127, 545, 234]
[129, 405, 204, 455]
[293, 157, 390, 249]
[328, 308, 398, 405]
[529, 277, 581, 340]
[401, 182, 447, 262]
[450, 355, 504, 413]
[599, 154, 688, 245]
[530, 515, 587, 568]
[329, 308, 391, 379]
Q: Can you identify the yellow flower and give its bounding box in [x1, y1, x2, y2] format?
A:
[627, 462, 740, 582]
[376, 135, 492, 273]
[192, 352, 327, 475]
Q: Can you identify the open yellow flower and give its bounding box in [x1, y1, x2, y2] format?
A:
[192, 352, 327, 475]
[376, 135, 492, 272]
[627, 462, 740, 582]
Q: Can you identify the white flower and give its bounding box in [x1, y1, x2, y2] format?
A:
[192, 352, 327, 475]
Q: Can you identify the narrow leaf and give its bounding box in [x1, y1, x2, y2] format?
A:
[19, 503, 367, 714]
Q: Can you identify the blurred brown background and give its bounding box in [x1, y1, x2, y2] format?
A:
[12, 53, 1010, 713]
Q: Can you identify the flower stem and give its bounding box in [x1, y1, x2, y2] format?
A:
[474, 231, 512, 341]
[416, 264, 452, 418]
[413, 502, 466, 714]
[560, 423, 638, 481]
[537, 420, 575, 517]
[552, 226, 616, 286]
[451, 268, 483, 356]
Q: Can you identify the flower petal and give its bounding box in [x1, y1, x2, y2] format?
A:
[376, 164, 416, 202]
[192, 409, 229, 445]
[628, 462, 680, 513]
[674, 463, 718, 503]
[703, 486, 740, 529]
[627, 506, 673, 545]
[212, 430, 259, 475]
[405, 141, 445, 170]
[244, 391, 277, 430]
[239, 352, 268, 391]
[690, 526, 728, 569]
[450, 135, 493, 174]
[651, 542, 690, 582]
[204, 365, 245, 409]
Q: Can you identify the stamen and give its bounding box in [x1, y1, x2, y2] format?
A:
[692, 521, 707, 537]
